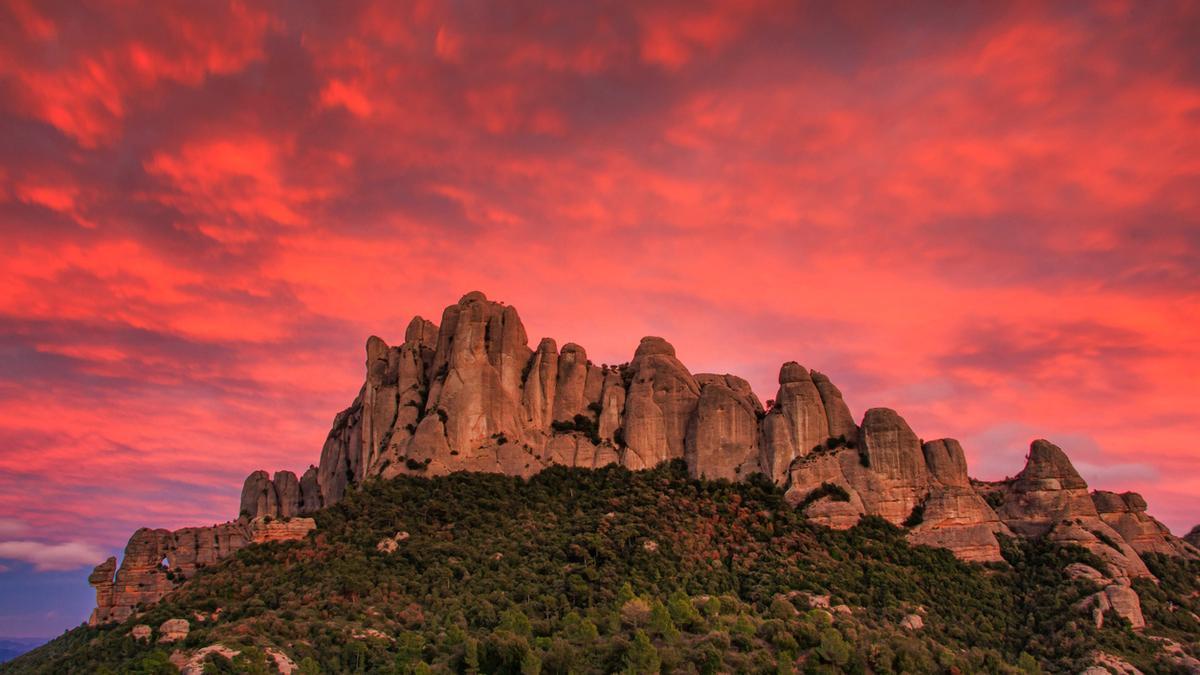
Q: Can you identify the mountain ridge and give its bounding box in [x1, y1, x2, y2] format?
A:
[85, 291, 1199, 628]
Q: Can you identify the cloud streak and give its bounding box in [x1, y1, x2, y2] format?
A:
[0, 540, 108, 572]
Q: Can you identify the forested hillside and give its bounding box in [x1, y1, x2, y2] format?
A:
[7, 462, 1198, 674]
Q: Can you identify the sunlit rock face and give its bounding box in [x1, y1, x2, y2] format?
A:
[91, 291, 1191, 622]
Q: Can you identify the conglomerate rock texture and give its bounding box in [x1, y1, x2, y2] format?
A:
[90, 291, 1195, 623]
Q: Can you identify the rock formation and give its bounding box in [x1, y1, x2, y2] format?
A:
[1092, 490, 1199, 557]
[88, 517, 314, 625]
[783, 408, 1010, 562]
[1187, 525, 1200, 549]
[89, 291, 1195, 624]
[987, 440, 1155, 580]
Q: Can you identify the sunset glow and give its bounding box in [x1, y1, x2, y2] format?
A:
[1, 0, 1198, 636]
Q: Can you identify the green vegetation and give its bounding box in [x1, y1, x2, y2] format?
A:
[549, 414, 602, 445]
[6, 461, 1194, 674]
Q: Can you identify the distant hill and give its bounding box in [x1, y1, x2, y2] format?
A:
[6, 463, 1200, 673]
[0, 640, 46, 665]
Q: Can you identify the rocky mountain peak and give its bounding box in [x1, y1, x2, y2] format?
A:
[85, 292, 1197, 624]
[1017, 439, 1089, 490]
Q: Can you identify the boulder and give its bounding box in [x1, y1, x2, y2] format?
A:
[1079, 585, 1145, 630]
[900, 614, 924, 630]
[158, 618, 189, 643]
[131, 624, 151, 641]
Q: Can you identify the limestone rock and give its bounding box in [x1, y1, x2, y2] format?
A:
[89, 517, 313, 624]
[299, 466, 322, 513]
[522, 338, 558, 432]
[248, 516, 316, 544]
[921, 439, 970, 488]
[810, 371, 857, 443]
[409, 292, 534, 474]
[858, 408, 925, 485]
[1066, 563, 1109, 584]
[87, 557, 117, 625]
[994, 439, 1152, 579]
[239, 470, 277, 520]
[158, 618, 189, 643]
[785, 424, 1007, 561]
[759, 363, 829, 483]
[1187, 526, 1200, 549]
[684, 374, 762, 481]
[265, 647, 299, 675]
[621, 337, 699, 470]
[1080, 585, 1145, 630]
[273, 471, 300, 517]
[597, 369, 626, 442]
[131, 624, 151, 641]
[174, 645, 241, 675]
[1093, 490, 1197, 557]
[552, 343, 589, 422]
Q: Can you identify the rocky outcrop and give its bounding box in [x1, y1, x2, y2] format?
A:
[1187, 526, 1200, 549]
[622, 337, 700, 470]
[685, 374, 762, 481]
[88, 517, 314, 625]
[1079, 584, 1146, 630]
[760, 363, 829, 483]
[991, 440, 1152, 580]
[91, 291, 1192, 621]
[783, 407, 1009, 562]
[1093, 491, 1198, 558]
[811, 371, 857, 444]
[158, 618, 189, 643]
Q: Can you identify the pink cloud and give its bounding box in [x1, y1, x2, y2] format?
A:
[0, 0, 1197, 581]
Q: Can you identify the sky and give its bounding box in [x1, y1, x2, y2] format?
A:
[0, 0, 1198, 637]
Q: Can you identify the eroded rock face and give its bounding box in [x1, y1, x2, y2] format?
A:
[88, 518, 313, 625]
[93, 292, 1190, 621]
[1093, 491, 1198, 558]
[760, 363, 829, 483]
[1080, 585, 1146, 630]
[782, 410, 1009, 562]
[622, 337, 700, 470]
[992, 440, 1152, 580]
[1187, 526, 1200, 549]
[811, 371, 857, 443]
[685, 374, 762, 481]
[239, 470, 277, 519]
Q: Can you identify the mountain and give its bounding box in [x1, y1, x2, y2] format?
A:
[0, 641, 46, 665]
[8, 463, 1200, 674]
[7, 291, 1200, 673]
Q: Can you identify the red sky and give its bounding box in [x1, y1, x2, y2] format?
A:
[1, 0, 1199, 635]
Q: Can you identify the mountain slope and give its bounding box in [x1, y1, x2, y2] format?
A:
[8, 462, 1199, 673]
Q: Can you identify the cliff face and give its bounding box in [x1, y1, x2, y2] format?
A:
[88, 291, 1196, 623]
[88, 517, 314, 625]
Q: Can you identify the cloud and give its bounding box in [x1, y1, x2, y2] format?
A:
[0, 0, 1197, 634]
[0, 541, 107, 572]
[0, 518, 27, 536]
